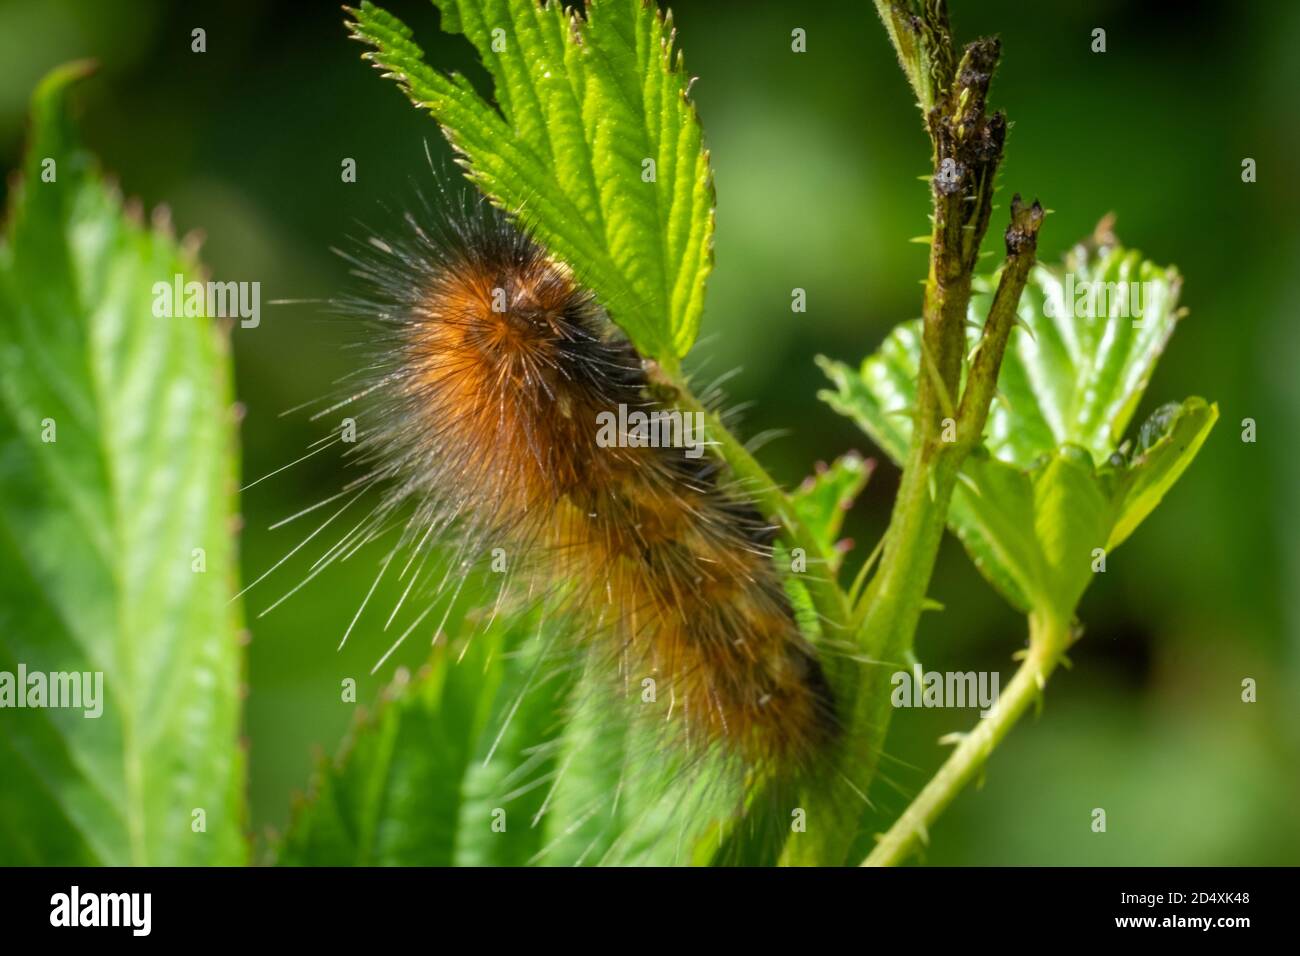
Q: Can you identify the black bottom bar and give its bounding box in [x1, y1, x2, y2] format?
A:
[0, 866, 1281, 941]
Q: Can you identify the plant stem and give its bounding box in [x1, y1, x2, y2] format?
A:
[861, 609, 1073, 866]
[872, 0, 956, 116]
[783, 197, 1042, 867]
[692, 3, 1041, 868]
[956, 194, 1045, 444]
[776, 20, 1032, 867]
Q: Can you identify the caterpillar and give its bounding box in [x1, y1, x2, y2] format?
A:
[322, 192, 840, 774]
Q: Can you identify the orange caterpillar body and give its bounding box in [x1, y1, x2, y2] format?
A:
[345, 199, 837, 770]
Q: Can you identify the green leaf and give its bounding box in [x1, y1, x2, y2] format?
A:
[981, 243, 1185, 469]
[1029, 445, 1111, 615]
[790, 452, 873, 573]
[536, 674, 727, 866]
[346, 0, 715, 363]
[1104, 398, 1217, 551]
[278, 612, 573, 865]
[0, 64, 245, 865]
[820, 239, 1217, 616]
[947, 448, 1041, 612]
[278, 607, 724, 866]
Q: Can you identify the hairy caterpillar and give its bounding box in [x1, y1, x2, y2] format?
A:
[295, 191, 841, 776]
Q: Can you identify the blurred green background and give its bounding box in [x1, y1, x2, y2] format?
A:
[3, 0, 1296, 864]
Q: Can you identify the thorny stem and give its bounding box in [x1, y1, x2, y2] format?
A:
[779, 3, 1044, 866]
[872, 0, 956, 117]
[956, 196, 1046, 443]
[818, 201, 1043, 866]
[663, 1, 1044, 868]
[862, 610, 1075, 866]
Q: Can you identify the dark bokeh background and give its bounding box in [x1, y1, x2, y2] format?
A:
[3, 0, 1296, 863]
